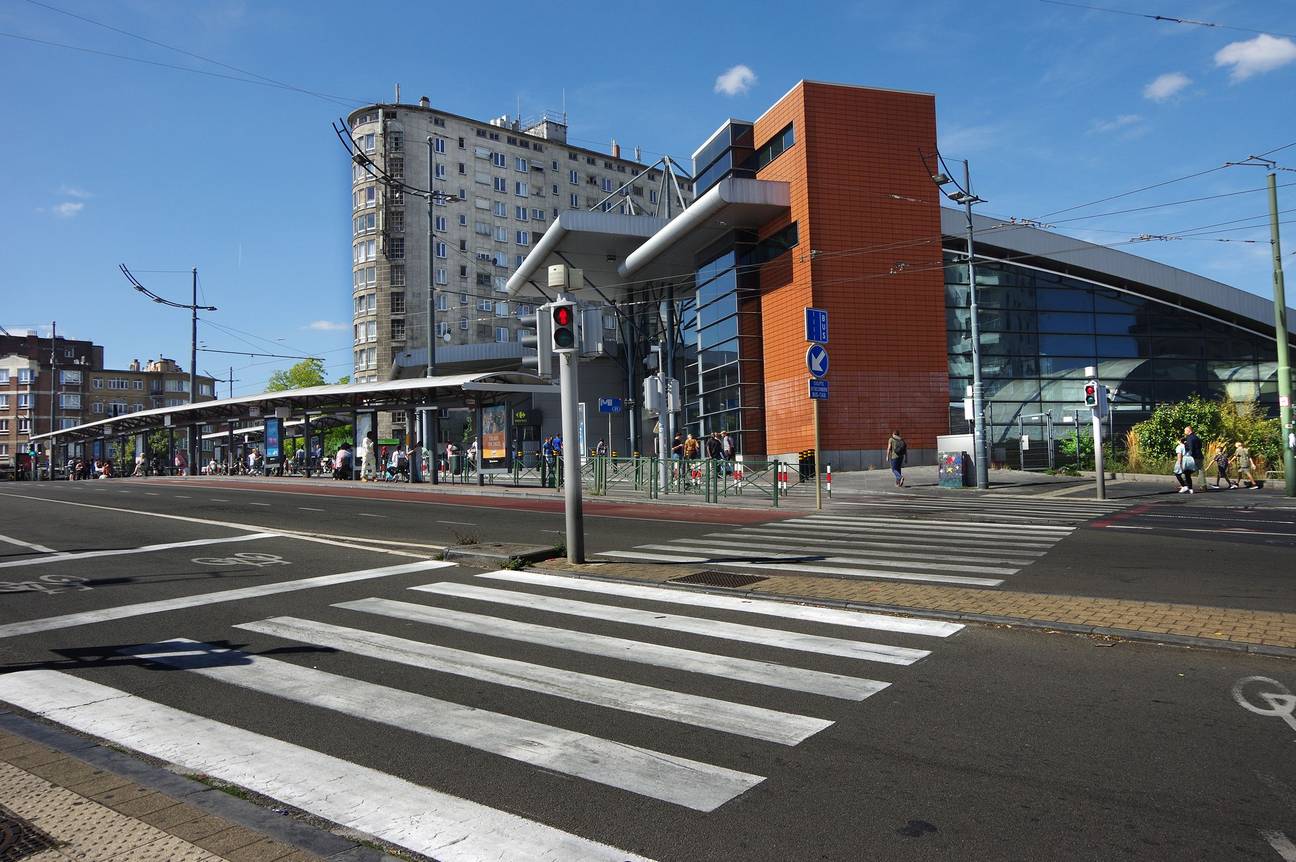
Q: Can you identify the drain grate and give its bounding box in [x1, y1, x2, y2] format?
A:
[0, 804, 59, 861]
[670, 571, 767, 589]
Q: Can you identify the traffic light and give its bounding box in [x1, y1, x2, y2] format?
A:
[520, 308, 554, 379]
[550, 301, 577, 353]
[1084, 381, 1098, 408]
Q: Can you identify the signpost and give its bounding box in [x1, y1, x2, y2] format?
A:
[598, 397, 622, 457]
[1084, 366, 1107, 500]
[805, 310, 829, 510]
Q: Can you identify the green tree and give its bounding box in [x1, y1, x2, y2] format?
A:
[266, 358, 326, 392]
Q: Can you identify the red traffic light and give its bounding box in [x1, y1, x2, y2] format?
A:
[1084, 385, 1096, 396]
[552, 305, 572, 326]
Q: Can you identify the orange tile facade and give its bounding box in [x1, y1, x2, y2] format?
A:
[754, 82, 948, 459]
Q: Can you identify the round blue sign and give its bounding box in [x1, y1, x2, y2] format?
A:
[806, 344, 829, 379]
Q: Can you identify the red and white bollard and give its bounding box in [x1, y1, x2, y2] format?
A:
[733, 455, 744, 487]
[826, 463, 832, 497]
[778, 462, 787, 492]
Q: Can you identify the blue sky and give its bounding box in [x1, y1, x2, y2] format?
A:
[2, 0, 1293, 394]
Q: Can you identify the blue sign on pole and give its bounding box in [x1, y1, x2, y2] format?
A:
[809, 379, 829, 400]
[597, 397, 623, 414]
[806, 344, 829, 379]
[804, 307, 829, 344]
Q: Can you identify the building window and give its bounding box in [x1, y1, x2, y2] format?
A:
[391, 292, 405, 314]
[478, 298, 494, 312]
[436, 293, 449, 311]
[495, 276, 508, 292]
[366, 320, 377, 341]
[435, 136, 446, 153]
[459, 316, 469, 331]
[495, 327, 510, 343]
[569, 170, 579, 185]
[436, 321, 450, 337]
[515, 230, 530, 246]
[569, 193, 580, 208]
[491, 152, 507, 168]
[133, 379, 143, 390]
[494, 225, 508, 242]
[387, 237, 404, 259]
[18, 418, 30, 433]
[531, 208, 545, 220]
[435, 241, 447, 258]
[649, 189, 658, 204]
[387, 210, 404, 233]
[391, 319, 406, 340]
[18, 393, 32, 408]
[493, 177, 507, 193]
[515, 157, 528, 172]
[18, 369, 35, 385]
[198, 382, 213, 396]
[435, 267, 448, 285]
[755, 123, 795, 169]
[434, 215, 447, 231]
[0, 418, 7, 431]
[0, 396, 6, 408]
[493, 201, 507, 217]
[391, 265, 405, 286]
[434, 163, 446, 179]
[59, 370, 81, 385]
[601, 178, 614, 193]
[359, 133, 375, 153]
[59, 393, 81, 409]
[515, 206, 528, 221]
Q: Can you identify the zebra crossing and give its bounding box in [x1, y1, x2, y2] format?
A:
[832, 493, 1133, 525]
[0, 569, 962, 862]
[593, 501, 1127, 587]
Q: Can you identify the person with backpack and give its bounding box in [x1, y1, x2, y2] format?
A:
[1234, 441, 1257, 488]
[886, 431, 908, 487]
[1211, 442, 1237, 490]
[1174, 433, 1197, 494]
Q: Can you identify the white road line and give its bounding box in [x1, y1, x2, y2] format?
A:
[144, 492, 160, 496]
[595, 550, 1006, 588]
[739, 524, 1063, 546]
[332, 600, 887, 700]
[357, 513, 385, 518]
[0, 671, 650, 862]
[173, 495, 190, 499]
[132, 640, 762, 811]
[630, 544, 1019, 576]
[239, 615, 829, 744]
[0, 533, 57, 554]
[297, 507, 325, 512]
[478, 571, 963, 637]
[437, 520, 478, 526]
[410, 582, 932, 664]
[677, 535, 1044, 562]
[0, 532, 278, 571]
[1262, 830, 1296, 861]
[0, 560, 454, 640]
[800, 515, 1073, 534]
[246, 502, 271, 507]
[732, 528, 1053, 552]
[210, 498, 229, 502]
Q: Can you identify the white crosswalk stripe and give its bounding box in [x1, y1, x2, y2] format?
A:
[831, 495, 1131, 525]
[0, 573, 961, 859]
[595, 505, 1093, 587]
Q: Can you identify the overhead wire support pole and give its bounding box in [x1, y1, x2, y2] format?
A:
[962, 160, 990, 489]
[1269, 171, 1295, 497]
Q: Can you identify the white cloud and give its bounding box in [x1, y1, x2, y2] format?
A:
[58, 185, 91, 199]
[306, 320, 346, 331]
[1089, 114, 1142, 134]
[714, 64, 757, 97]
[938, 123, 1000, 155]
[52, 202, 84, 218]
[1143, 72, 1190, 101]
[1215, 33, 1296, 81]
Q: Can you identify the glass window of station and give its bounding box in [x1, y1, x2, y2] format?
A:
[943, 252, 1285, 444]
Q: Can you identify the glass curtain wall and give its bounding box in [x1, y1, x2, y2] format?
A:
[945, 252, 1283, 446]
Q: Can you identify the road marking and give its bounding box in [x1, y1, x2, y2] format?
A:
[238, 615, 829, 745]
[297, 507, 325, 512]
[630, 543, 1019, 576]
[0, 533, 278, 570]
[0, 492, 438, 557]
[144, 492, 160, 496]
[411, 582, 931, 664]
[1263, 830, 1296, 861]
[478, 571, 962, 637]
[0, 533, 57, 555]
[0, 671, 650, 862]
[595, 550, 1006, 587]
[132, 640, 762, 811]
[0, 560, 454, 640]
[210, 498, 229, 502]
[357, 513, 385, 518]
[1233, 676, 1296, 733]
[732, 528, 1053, 552]
[1108, 525, 1296, 538]
[173, 495, 190, 499]
[246, 502, 271, 507]
[738, 524, 1060, 547]
[437, 520, 477, 526]
[676, 535, 1044, 562]
[799, 515, 1073, 535]
[336, 599, 886, 700]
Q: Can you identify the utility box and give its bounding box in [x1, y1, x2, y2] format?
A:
[938, 450, 971, 488]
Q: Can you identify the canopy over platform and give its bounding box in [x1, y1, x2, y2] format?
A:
[31, 372, 556, 443]
[507, 177, 790, 300]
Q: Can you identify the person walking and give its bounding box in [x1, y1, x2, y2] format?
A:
[1184, 425, 1204, 470]
[1212, 443, 1238, 489]
[705, 431, 722, 463]
[595, 439, 608, 457]
[886, 431, 907, 487]
[1174, 434, 1196, 493]
[720, 429, 735, 464]
[360, 431, 376, 481]
[1235, 441, 1257, 488]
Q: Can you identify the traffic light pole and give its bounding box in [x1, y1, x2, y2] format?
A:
[1091, 407, 1106, 500]
[556, 293, 585, 563]
[1267, 172, 1294, 497]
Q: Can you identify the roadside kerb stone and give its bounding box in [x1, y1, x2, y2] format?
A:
[534, 559, 1296, 658]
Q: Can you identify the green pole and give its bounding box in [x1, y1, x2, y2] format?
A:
[1269, 173, 1295, 496]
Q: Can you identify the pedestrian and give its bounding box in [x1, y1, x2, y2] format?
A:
[1211, 443, 1237, 489]
[1174, 434, 1196, 494]
[721, 430, 735, 474]
[332, 443, 352, 480]
[705, 431, 722, 462]
[886, 430, 907, 487]
[1184, 425, 1204, 469]
[132, 452, 146, 478]
[595, 439, 607, 457]
[1234, 441, 1257, 488]
[671, 433, 684, 461]
[360, 431, 376, 481]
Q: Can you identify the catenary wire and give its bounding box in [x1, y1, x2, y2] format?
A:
[1037, 0, 1296, 40]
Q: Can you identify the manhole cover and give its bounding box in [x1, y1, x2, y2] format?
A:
[669, 571, 767, 589]
[0, 804, 59, 861]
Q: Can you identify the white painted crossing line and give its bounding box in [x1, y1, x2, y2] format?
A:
[298, 507, 325, 512]
[410, 582, 932, 664]
[0, 532, 279, 570]
[741, 522, 1063, 544]
[0, 671, 650, 862]
[0, 560, 455, 640]
[130, 640, 763, 811]
[0, 533, 57, 555]
[594, 550, 1005, 587]
[675, 535, 1044, 563]
[478, 571, 963, 637]
[733, 527, 1054, 551]
[332, 599, 886, 700]
[246, 502, 271, 507]
[628, 544, 1019, 576]
[1263, 830, 1296, 862]
[799, 515, 1073, 534]
[239, 615, 830, 744]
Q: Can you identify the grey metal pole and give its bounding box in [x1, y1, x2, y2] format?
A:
[655, 345, 670, 493]
[664, 285, 677, 445]
[475, 401, 485, 487]
[559, 305, 585, 562]
[1267, 172, 1295, 497]
[49, 320, 57, 478]
[426, 137, 437, 380]
[303, 412, 312, 478]
[1091, 408, 1106, 500]
[964, 160, 989, 489]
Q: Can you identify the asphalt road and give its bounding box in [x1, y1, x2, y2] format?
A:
[0, 486, 1293, 860]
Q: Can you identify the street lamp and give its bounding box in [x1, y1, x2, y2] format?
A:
[933, 160, 990, 489]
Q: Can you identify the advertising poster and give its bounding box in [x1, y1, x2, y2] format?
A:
[264, 418, 283, 462]
[482, 404, 507, 461]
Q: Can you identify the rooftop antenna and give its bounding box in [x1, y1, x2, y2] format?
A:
[562, 88, 567, 124]
[516, 95, 521, 123]
[395, 82, 400, 104]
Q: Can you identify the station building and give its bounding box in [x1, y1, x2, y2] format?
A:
[509, 80, 1296, 467]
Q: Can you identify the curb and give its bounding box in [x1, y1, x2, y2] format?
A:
[0, 710, 402, 862]
[525, 566, 1296, 660]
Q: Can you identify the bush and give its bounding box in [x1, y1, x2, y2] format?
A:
[1131, 396, 1280, 473]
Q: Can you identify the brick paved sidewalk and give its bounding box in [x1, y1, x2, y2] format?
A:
[0, 723, 394, 862]
[536, 559, 1296, 657]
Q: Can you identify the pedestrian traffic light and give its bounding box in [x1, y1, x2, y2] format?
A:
[1084, 381, 1098, 408]
[520, 308, 554, 379]
[550, 301, 577, 353]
